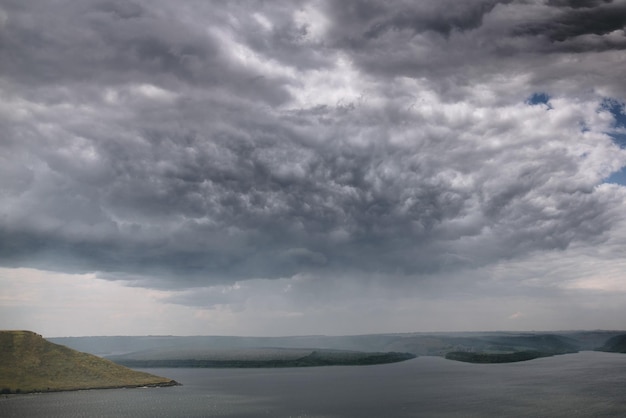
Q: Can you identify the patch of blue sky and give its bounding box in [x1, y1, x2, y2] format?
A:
[600, 98, 626, 186]
[605, 168, 626, 185]
[526, 92, 552, 108]
[601, 98, 626, 128]
[600, 98, 626, 147]
[524, 93, 626, 185]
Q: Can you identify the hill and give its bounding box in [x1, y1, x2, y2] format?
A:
[445, 351, 553, 363]
[0, 330, 178, 394]
[52, 330, 614, 358]
[443, 334, 580, 364]
[597, 334, 626, 353]
[106, 347, 416, 368]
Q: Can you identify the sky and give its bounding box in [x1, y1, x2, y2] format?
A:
[1, 0, 626, 337]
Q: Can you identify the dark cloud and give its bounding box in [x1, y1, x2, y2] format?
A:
[546, 0, 613, 9]
[1, 0, 626, 296]
[515, 1, 626, 43]
[324, 0, 509, 44]
[1, 95, 622, 286]
[0, 0, 292, 105]
[316, 0, 510, 81]
[313, 0, 626, 94]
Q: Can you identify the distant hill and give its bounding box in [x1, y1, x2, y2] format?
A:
[50, 330, 626, 365]
[0, 330, 178, 394]
[443, 334, 580, 364]
[597, 334, 626, 353]
[445, 351, 553, 364]
[106, 347, 416, 368]
[468, 334, 579, 354]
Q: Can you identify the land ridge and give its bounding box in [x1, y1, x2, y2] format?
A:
[107, 348, 416, 368]
[596, 333, 626, 353]
[51, 330, 626, 365]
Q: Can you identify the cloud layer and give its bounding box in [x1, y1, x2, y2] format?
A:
[1, 0, 626, 334]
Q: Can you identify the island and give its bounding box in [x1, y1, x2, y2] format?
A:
[0, 330, 178, 394]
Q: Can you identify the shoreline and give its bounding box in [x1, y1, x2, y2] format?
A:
[0, 380, 180, 396]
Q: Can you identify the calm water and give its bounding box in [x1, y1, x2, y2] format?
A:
[2, 351, 626, 417]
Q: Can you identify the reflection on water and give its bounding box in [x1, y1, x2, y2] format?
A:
[2, 351, 626, 417]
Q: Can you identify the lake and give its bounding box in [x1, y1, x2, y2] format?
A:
[2, 351, 626, 417]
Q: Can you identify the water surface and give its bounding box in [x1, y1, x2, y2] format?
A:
[2, 351, 625, 417]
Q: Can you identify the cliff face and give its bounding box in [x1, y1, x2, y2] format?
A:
[0, 330, 177, 394]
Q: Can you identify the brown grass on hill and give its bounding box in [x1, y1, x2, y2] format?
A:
[0, 330, 177, 394]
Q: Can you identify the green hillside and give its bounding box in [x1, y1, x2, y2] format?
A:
[0, 330, 178, 394]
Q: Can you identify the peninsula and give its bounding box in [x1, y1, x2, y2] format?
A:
[107, 347, 416, 368]
[0, 330, 178, 394]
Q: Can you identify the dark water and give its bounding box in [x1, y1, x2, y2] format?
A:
[2, 351, 626, 417]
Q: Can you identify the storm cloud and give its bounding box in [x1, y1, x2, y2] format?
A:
[1, 0, 626, 335]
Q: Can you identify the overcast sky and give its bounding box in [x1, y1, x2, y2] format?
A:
[1, 0, 626, 337]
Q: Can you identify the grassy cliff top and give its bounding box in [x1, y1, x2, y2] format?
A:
[0, 330, 177, 394]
